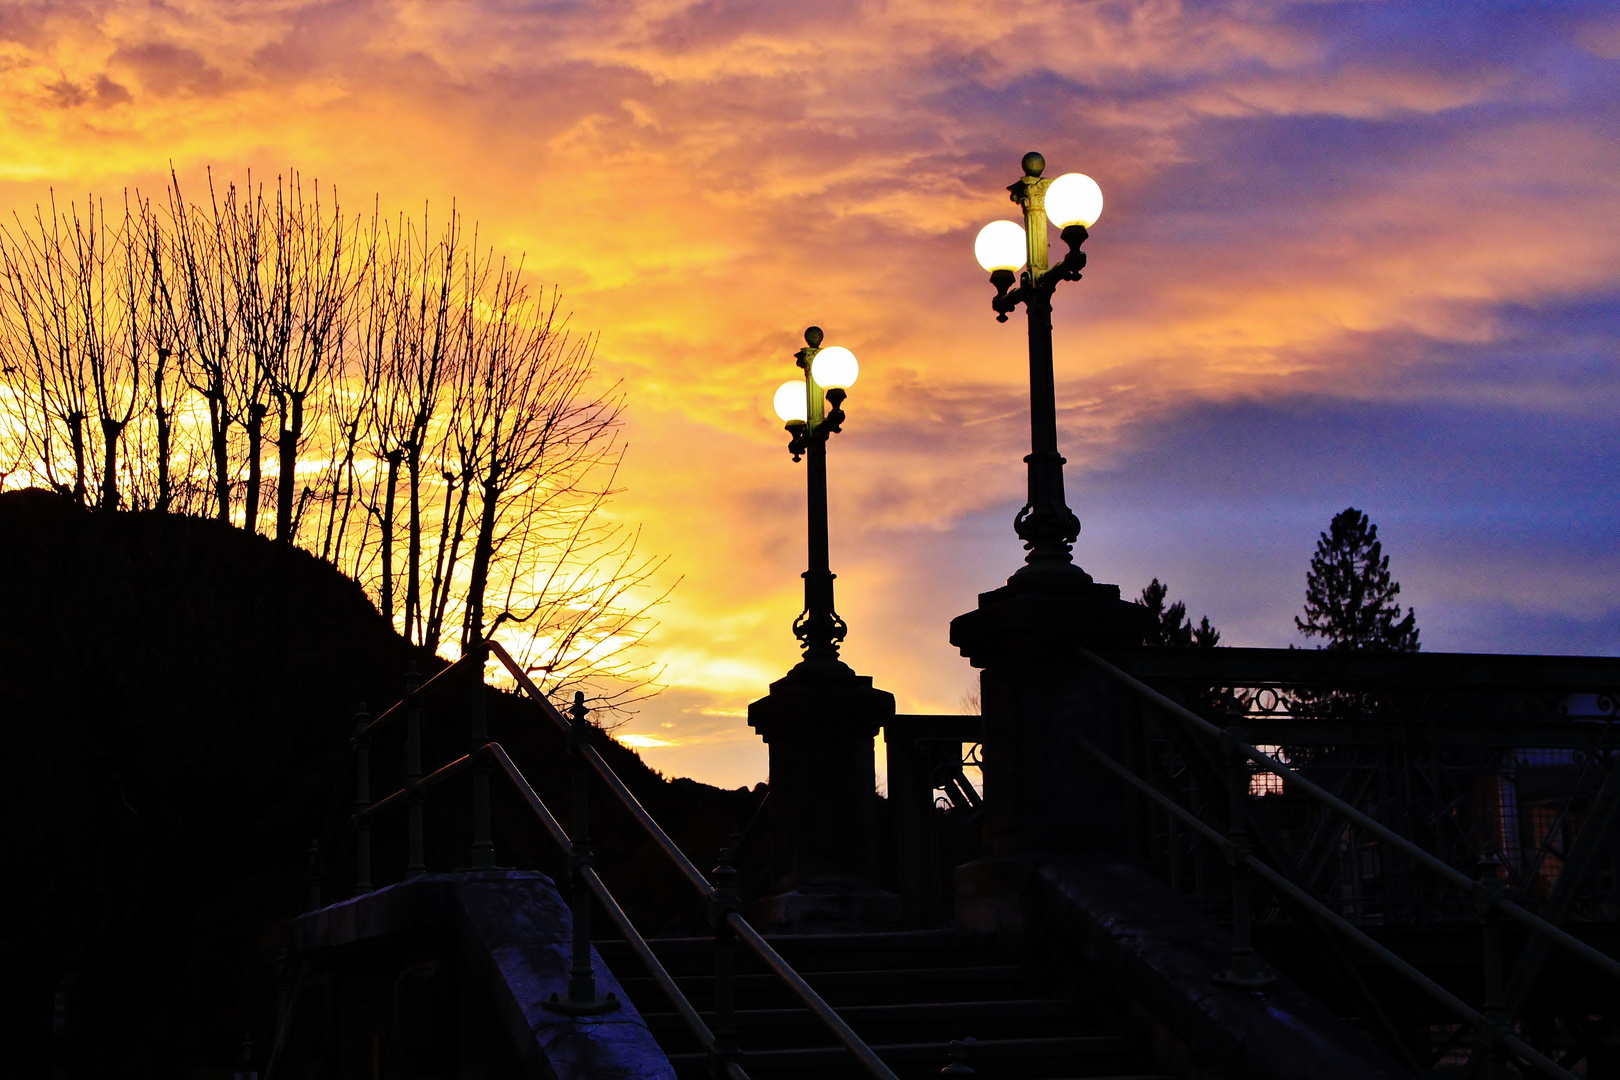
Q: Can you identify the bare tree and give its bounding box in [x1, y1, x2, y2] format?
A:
[138, 197, 180, 512]
[165, 171, 245, 523]
[0, 195, 93, 502]
[356, 214, 414, 626]
[445, 269, 668, 706]
[0, 172, 670, 709]
[0, 194, 158, 511]
[223, 173, 361, 543]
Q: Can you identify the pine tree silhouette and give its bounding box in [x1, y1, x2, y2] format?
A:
[1138, 578, 1221, 648]
[1296, 508, 1419, 652]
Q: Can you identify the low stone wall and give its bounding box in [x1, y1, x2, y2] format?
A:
[281, 870, 673, 1080]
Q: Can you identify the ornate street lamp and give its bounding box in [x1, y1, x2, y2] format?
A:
[973, 152, 1104, 577]
[949, 153, 1146, 890]
[771, 326, 860, 671]
[750, 325, 897, 931]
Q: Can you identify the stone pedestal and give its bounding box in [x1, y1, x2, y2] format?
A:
[748, 660, 900, 931]
[948, 568, 1149, 935]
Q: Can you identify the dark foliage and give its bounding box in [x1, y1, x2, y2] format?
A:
[1137, 578, 1221, 648]
[0, 488, 756, 1079]
[1296, 507, 1420, 652]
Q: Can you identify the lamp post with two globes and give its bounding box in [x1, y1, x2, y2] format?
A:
[949, 153, 1150, 896]
[971, 151, 1104, 577]
[748, 326, 899, 930]
[770, 326, 861, 671]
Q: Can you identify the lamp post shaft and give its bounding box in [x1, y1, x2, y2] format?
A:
[1015, 286, 1081, 574]
[803, 431, 837, 656]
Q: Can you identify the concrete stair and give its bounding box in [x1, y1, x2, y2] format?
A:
[595, 929, 1175, 1080]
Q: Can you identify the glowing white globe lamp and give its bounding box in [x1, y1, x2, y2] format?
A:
[773, 380, 808, 423]
[810, 346, 859, 389]
[974, 220, 1027, 273]
[1044, 172, 1104, 229]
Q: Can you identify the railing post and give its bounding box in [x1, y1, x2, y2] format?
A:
[405, 664, 426, 878]
[1215, 722, 1273, 991]
[547, 691, 620, 1016]
[303, 840, 322, 912]
[354, 702, 372, 895]
[1478, 853, 1507, 1080]
[469, 644, 495, 869]
[710, 845, 740, 1079]
[1124, 694, 1145, 863]
[234, 1033, 258, 1080]
[941, 1037, 976, 1075]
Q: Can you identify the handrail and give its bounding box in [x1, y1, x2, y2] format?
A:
[485, 640, 899, 1080]
[486, 746, 751, 1080]
[727, 913, 901, 1080]
[1076, 645, 1620, 1078]
[348, 740, 748, 1077]
[350, 649, 479, 744]
[342, 645, 895, 1080]
[359, 752, 474, 818]
[1078, 646, 1620, 983]
[488, 641, 716, 896]
[1069, 727, 1575, 1080]
[1103, 644, 1620, 691]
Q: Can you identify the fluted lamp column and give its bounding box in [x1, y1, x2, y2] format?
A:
[748, 326, 898, 932]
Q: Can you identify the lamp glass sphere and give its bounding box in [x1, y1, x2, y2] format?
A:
[810, 346, 859, 389]
[773, 380, 808, 423]
[974, 220, 1027, 273]
[1044, 172, 1104, 229]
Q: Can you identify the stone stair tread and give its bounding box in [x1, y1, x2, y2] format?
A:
[595, 933, 1003, 974]
[603, 929, 995, 949]
[668, 1034, 1138, 1065]
[642, 998, 1072, 1026]
[605, 926, 1161, 1080]
[615, 963, 1030, 987]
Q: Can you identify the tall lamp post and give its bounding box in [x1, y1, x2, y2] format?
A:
[948, 154, 1148, 931]
[748, 327, 898, 930]
[971, 151, 1103, 577]
[770, 326, 860, 671]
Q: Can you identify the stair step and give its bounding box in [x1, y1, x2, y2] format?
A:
[641, 998, 1078, 1052]
[595, 930, 1001, 976]
[667, 1035, 1146, 1077]
[600, 927, 1162, 1079]
[648, 999, 1072, 1028]
[611, 965, 1035, 1009]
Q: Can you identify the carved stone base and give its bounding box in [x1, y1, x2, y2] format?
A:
[748, 661, 895, 901]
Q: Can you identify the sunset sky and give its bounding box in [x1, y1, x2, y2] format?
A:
[4, 1, 1617, 787]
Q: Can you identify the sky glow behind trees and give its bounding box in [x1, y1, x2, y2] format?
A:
[1, 1, 1616, 785]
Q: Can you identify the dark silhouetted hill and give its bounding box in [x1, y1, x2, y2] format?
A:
[0, 488, 761, 1078]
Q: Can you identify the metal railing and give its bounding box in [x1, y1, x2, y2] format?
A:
[885, 713, 982, 928]
[294, 643, 900, 1080]
[1076, 646, 1620, 1080]
[1112, 647, 1620, 926]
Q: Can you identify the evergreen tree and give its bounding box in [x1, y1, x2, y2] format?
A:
[1296, 508, 1419, 652]
[1139, 578, 1221, 648]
